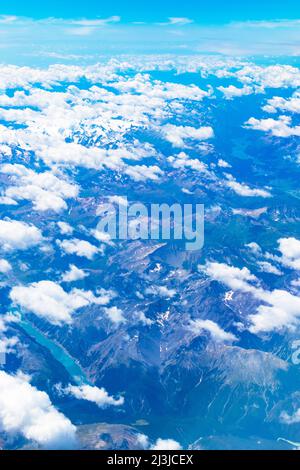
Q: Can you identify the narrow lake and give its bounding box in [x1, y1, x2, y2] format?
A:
[20, 319, 89, 385]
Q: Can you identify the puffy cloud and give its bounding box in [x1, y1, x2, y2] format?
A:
[235, 64, 300, 89]
[257, 261, 283, 276]
[135, 433, 182, 450]
[232, 207, 268, 218]
[92, 229, 115, 247]
[136, 433, 149, 448]
[277, 237, 300, 270]
[61, 264, 88, 282]
[263, 93, 300, 114]
[204, 260, 300, 334]
[190, 319, 237, 342]
[0, 196, 18, 205]
[110, 73, 209, 101]
[0, 336, 18, 355]
[124, 164, 163, 181]
[1, 164, 78, 213]
[280, 409, 300, 425]
[57, 238, 99, 260]
[145, 285, 176, 298]
[162, 124, 214, 147]
[217, 159, 231, 168]
[103, 306, 126, 324]
[135, 311, 153, 326]
[249, 288, 300, 334]
[218, 84, 254, 99]
[0, 371, 76, 449]
[246, 242, 262, 255]
[0, 258, 12, 273]
[57, 221, 73, 235]
[225, 175, 271, 198]
[0, 219, 43, 251]
[245, 115, 300, 137]
[10, 281, 110, 325]
[152, 438, 182, 450]
[204, 262, 258, 292]
[168, 151, 207, 172]
[64, 384, 124, 408]
[0, 66, 211, 186]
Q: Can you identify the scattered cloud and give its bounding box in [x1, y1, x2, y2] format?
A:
[63, 383, 124, 408]
[190, 318, 237, 342]
[151, 438, 182, 450]
[0, 371, 76, 449]
[245, 115, 300, 137]
[10, 281, 110, 325]
[61, 264, 88, 283]
[162, 124, 214, 147]
[103, 306, 126, 324]
[203, 260, 300, 334]
[57, 238, 99, 260]
[0, 259, 12, 273]
[157, 17, 194, 26]
[0, 219, 43, 251]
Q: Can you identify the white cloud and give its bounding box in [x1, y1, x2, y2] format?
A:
[64, 384, 124, 408]
[225, 174, 271, 198]
[1, 164, 78, 213]
[145, 285, 176, 298]
[135, 311, 153, 326]
[152, 438, 182, 450]
[57, 221, 73, 235]
[217, 159, 231, 168]
[235, 64, 300, 89]
[263, 93, 300, 114]
[103, 306, 126, 324]
[10, 281, 110, 325]
[245, 115, 300, 137]
[157, 17, 193, 26]
[0, 336, 18, 355]
[218, 84, 253, 99]
[0, 15, 18, 24]
[61, 264, 88, 282]
[57, 238, 99, 260]
[136, 433, 149, 448]
[162, 124, 214, 147]
[67, 16, 120, 35]
[232, 19, 300, 29]
[280, 409, 300, 424]
[0, 196, 18, 205]
[257, 261, 283, 275]
[0, 219, 43, 251]
[204, 262, 258, 292]
[204, 260, 300, 334]
[92, 229, 114, 246]
[246, 242, 262, 255]
[249, 289, 300, 333]
[108, 195, 128, 206]
[0, 258, 12, 273]
[70, 16, 121, 27]
[124, 164, 163, 181]
[190, 318, 237, 342]
[168, 151, 207, 172]
[0, 371, 76, 449]
[277, 237, 300, 270]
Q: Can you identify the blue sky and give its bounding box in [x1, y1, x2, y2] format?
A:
[0, 1, 299, 62]
[0, 0, 299, 24]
